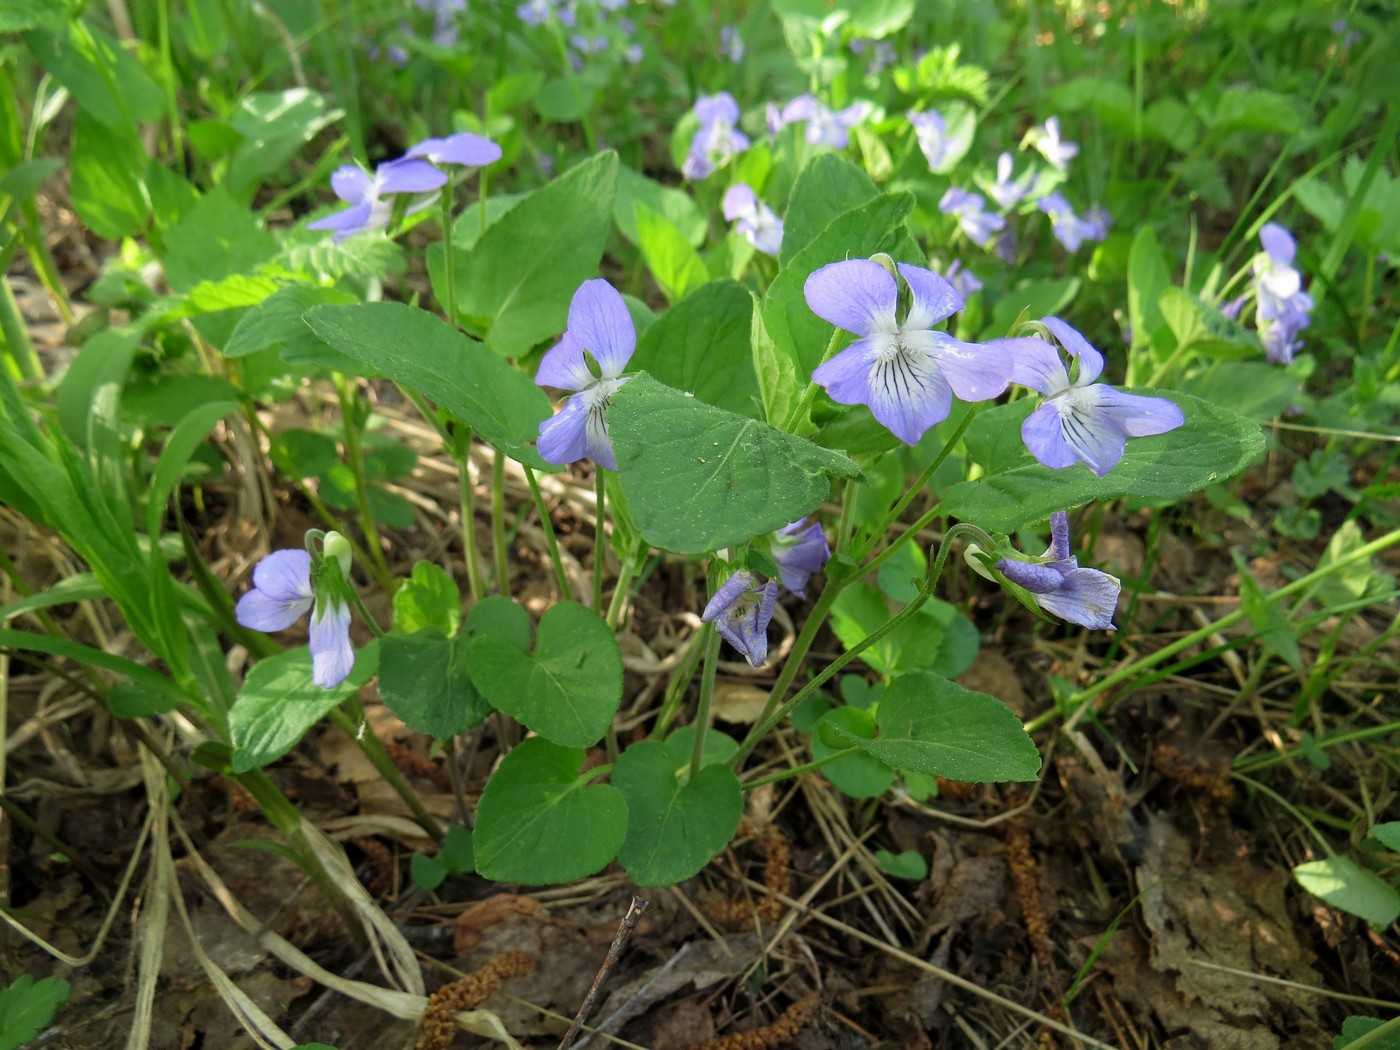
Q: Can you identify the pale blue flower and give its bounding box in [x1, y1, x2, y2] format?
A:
[1253, 223, 1314, 364]
[770, 519, 829, 598]
[719, 25, 744, 63]
[722, 183, 783, 256]
[306, 159, 446, 241]
[941, 259, 982, 298]
[806, 259, 1013, 446]
[683, 93, 750, 179]
[1036, 192, 1107, 252]
[994, 317, 1184, 476]
[535, 279, 635, 470]
[996, 512, 1121, 630]
[939, 188, 1005, 248]
[986, 151, 1037, 211]
[702, 570, 778, 667]
[236, 546, 355, 688]
[778, 95, 870, 150]
[406, 131, 502, 168]
[1030, 116, 1078, 171]
[908, 109, 949, 170]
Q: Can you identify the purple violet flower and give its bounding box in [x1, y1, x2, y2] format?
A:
[778, 95, 870, 150]
[702, 570, 778, 668]
[306, 158, 446, 241]
[1036, 191, 1106, 252]
[770, 519, 830, 598]
[942, 259, 983, 298]
[1031, 116, 1078, 171]
[516, 0, 554, 25]
[996, 317, 1185, 476]
[719, 25, 744, 63]
[683, 93, 750, 180]
[235, 543, 355, 688]
[806, 259, 1013, 446]
[850, 37, 895, 74]
[987, 152, 1036, 211]
[1252, 223, 1314, 365]
[406, 131, 502, 169]
[996, 512, 1121, 630]
[535, 279, 635, 470]
[939, 188, 1006, 248]
[908, 109, 949, 170]
[722, 183, 783, 256]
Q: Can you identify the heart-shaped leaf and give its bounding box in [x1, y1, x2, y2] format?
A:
[613, 732, 743, 887]
[839, 672, 1041, 782]
[474, 739, 627, 884]
[466, 601, 622, 747]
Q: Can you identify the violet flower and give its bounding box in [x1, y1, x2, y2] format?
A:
[769, 519, 829, 598]
[702, 570, 778, 668]
[719, 25, 744, 63]
[683, 93, 750, 180]
[1030, 116, 1078, 171]
[535, 278, 635, 470]
[406, 131, 502, 169]
[995, 316, 1184, 477]
[987, 152, 1037, 211]
[778, 95, 870, 150]
[939, 188, 1005, 248]
[908, 109, 949, 171]
[722, 184, 783, 256]
[806, 258, 1013, 446]
[942, 259, 983, 298]
[996, 512, 1121, 630]
[1252, 223, 1314, 365]
[1036, 192, 1107, 253]
[236, 541, 355, 688]
[306, 158, 446, 241]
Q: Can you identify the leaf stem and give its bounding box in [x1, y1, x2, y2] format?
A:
[329, 704, 443, 840]
[491, 449, 509, 594]
[593, 470, 606, 615]
[690, 626, 721, 782]
[524, 465, 571, 601]
[333, 375, 395, 594]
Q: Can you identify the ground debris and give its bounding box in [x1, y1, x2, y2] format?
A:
[417, 950, 535, 1050]
[683, 992, 820, 1050]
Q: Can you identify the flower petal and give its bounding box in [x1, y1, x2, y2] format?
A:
[997, 336, 1069, 395]
[581, 379, 625, 471]
[1094, 387, 1185, 438]
[566, 279, 635, 377]
[695, 92, 740, 126]
[772, 520, 829, 597]
[865, 347, 953, 446]
[780, 95, 818, 123]
[702, 570, 751, 622]
[1259, 223, 1296, 267]
[1058, 388, 1128, 476]
[722, 183, 758, 221]
[1047, 511, 1073, 562]
[996, 558, 1066, 594]
[1021, 402, 1077, 469]
[1036, 567, 1120, 630]
[924, 333, 1012, 403]
[307, 201, 375, 236]
[1041, 317, 1104, 383]
[310, 598, 355, 687]
[251, 550, 313, 601]
[804, 259, 897, 336]
[812, 338, 877, 404]
[537, 395, 592, 466]
[408, 132, 502, 167]
[535, 331, 594, 391]
[376, 157, 447, 195]
[897, 263, 962, 329]
[235, 588, 312, 632]
[329, 166, 373, 205]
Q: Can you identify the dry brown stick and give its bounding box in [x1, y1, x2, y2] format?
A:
[558, 895, 650, 1050]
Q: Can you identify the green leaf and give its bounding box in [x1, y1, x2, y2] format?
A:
[811, 705, 895, 798]
[440, 824, 475, 873]
[410, 852, 447, 891]
[229, 644, 379, 772]
[874, 848, 928, 880]
[1208, 87, 1299, 135]
[304, 302, 554, 470]
[0, 0, 71, 31]
[1127, 227, 1172, 359]
[225, 89, 341, 201]
[629, 280, 761, 417]
[224, 285, 356, 360]
[635, 203, 709, 304]
[614, 734, 743, 887]
[69, 111, 149, 239]
[1179, 361, 1301, 420]
[830, 583, 977, 678]
[844, 672, 1042, 782]
[780, 154, 879, 266]
[609, 375, 859, 555]
[1158, 287, 1258, 359]
[1334, 1016, 1400, 1050]
[392, 561, 461, 636]
[987, 277, 1081, 338]
[474, 738, 627, 884]
[24, 21, 161, 130]
[848, 0, 914, 37]
[0, 974, 71, 1050]
[162, 187, 278, 294]
[1368, 823, 1400, 853]
[378, 629, 488, 739]
[437, 150, 618, 357]
[1293, 856, 1400, 928]
[614, 167, 706, 248]
[940, 392, 1263, 533]
[1235, 554, 1302, 671]
[0, 158, 61, 201]
[466, 601, 622, 747]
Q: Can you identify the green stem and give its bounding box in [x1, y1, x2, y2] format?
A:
[546, 21, 598, 153]
[491, 450, 509, 594]
[780, 327, 845, 432]
[343, 583, 386, 639]
[593, 470, 606, 615]
[329, 706, 443, 840]
[334, 375, 394, 594]
[457, 434, 486, 604]
[1025, 527, 1400, 733]
[690, 626, 721, 781]
[605, 546, 640, 630]
[0, 275, 42, 382]
[440, 173, 459, 327]
[524, 465, 570, 601]
[652, 627, 709, 740]
[742, 747, 861, 789]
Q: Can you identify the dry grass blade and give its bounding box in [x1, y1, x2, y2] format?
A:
[128, 748, 172, 1050]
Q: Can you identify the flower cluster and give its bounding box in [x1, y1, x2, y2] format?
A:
[768, 96, 870, 150]
[515, 0, 642, 67]
[308, 132, 500, 242]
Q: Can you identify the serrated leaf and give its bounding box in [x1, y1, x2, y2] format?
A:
[305, 302, 554, 470]
[466, 601, 622, 747]
[474, 738, 627, 884]
[609, 375, 859, 555]
[614, 734, 743, 886]
[0, 974, 71, 1050]
[941, 392, 1263, 533]
[842, 672, 1041, 782]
